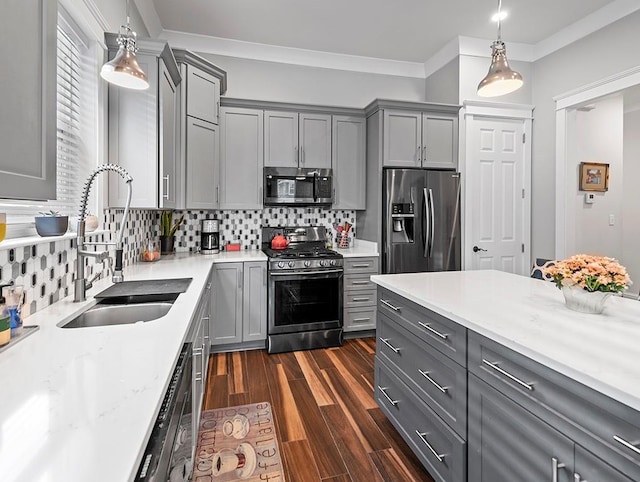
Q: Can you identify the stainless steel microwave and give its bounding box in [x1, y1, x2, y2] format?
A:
[264, 167, 333, 206]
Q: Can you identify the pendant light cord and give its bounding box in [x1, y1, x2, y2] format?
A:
[497, 0, 502, 42]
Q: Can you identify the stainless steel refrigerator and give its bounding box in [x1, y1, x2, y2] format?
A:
[383, 168, 461, 274]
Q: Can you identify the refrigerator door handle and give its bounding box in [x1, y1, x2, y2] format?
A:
[423, 188, 430, 258]
[428, 188, 435, 258]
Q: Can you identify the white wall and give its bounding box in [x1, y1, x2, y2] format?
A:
[532, 10, 640, 261]
[424, 58, 459, 104]
[568, 96, 624, 261]
[198, 53, 425, 107]
[622, 108, 640, 290]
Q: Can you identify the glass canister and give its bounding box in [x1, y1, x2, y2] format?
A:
[141, 240, 161, 262]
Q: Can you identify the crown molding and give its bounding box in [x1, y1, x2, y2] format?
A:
[423, 37, 460, 79]
[158, 30, 426, 79]
[133, 0, 163, 38]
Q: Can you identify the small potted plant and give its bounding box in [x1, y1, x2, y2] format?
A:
[35, 210, 69, 237]
[159, 210, 184, 254]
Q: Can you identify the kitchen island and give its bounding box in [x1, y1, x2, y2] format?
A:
[371, 270, 640, 482]
[0, 251, 265, 482]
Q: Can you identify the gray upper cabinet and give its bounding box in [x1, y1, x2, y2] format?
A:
[107, 37, 181, 208]
[332, 115, 365, 210]
[173, 50, 227, 210]
[219, 107, 264, 209]
[0, 0, 57, 200]
[376, 103, 460, 170]
[264, 111, 331, 168]
[186, 67, 220, 125]
[185, 117, 219, 209]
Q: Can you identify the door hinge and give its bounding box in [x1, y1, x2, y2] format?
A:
[522, 133, 526, 143]
[522, 243, 525, 253]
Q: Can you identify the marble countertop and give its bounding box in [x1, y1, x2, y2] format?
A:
[371, 269, 640, 412]
[335, 239, 378, 258]
[0, 253, 234, 482]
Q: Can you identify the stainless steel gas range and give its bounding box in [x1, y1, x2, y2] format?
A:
[262, 226, 344, 354]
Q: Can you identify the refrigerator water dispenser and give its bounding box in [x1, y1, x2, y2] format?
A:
[391, 203, 414, 243]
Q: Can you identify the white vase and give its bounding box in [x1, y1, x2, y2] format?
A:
[561, 286, 612, 314]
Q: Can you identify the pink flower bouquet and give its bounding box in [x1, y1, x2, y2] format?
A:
[543, 254, 632, 293]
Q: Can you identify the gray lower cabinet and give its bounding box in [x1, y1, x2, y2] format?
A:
[219, 107, 264, 209]
[343, 257, 378, 332]
[0, 0, 57, 200]
[468, 374, 574, 482]
[211, 261, 267, 347]
[185, 118, 219, 209]
[332, 116, 365, 210]
[191, 274, 211, 446]
[574, 445, 634, 482]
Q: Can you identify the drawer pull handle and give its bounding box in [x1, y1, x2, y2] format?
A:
[613, 435, 640, 456]
[353, 297, 370, 302]
[552, 457, 566, 482]
[418, 369, 449, 394]
[417, 321, 449, 340]
[352, 264, 370, 268]
[351, 281, 370, 285]
[380, 299, 401, 311]
[415, 430, 445, 462]
[378, 386, 399, 406]
[482, 359, 534, 391]
[353, 317, 371, 322]
[379, 337, 400, 353]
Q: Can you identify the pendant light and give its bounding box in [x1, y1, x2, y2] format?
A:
[100, 0, 149, 90]
[477, 0, 523, 98]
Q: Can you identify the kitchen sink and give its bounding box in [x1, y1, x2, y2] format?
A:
[61, 301, 174, 329]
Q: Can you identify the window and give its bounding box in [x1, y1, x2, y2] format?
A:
[0, 8, 99, 238]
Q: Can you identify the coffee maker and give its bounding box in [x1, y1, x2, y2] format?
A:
[201, 220, 220, 254]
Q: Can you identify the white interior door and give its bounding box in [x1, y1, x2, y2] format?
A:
[465, 110, 530, 275]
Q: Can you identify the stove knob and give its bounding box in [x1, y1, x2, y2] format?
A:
[277, 262, 285, 269]
[304, 260, 311, 268]
[330, 259, 336, 266]
[288, 261, 295, 268]
[320, 260, 328, 267]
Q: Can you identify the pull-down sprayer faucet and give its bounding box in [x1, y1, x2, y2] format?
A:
[74, 164, 133, 302]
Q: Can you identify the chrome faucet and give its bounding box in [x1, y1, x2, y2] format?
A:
[74, 164, 133, 302]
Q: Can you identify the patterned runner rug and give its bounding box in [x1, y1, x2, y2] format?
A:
[193, 402, 285, 482]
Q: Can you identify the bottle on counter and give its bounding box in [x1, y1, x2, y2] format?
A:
[6, 285, 24, 338]
[0, 296, 9, 347]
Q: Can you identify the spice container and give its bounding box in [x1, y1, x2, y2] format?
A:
[0, 295, 9, 347]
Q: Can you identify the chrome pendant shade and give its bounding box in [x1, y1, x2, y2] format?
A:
[477, 0, 523, 98]
[100, 1, 149, 90]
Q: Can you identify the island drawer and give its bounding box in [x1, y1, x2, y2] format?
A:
[377, 312, 467, 437]
[344, 274, 377, 291]
[468, 331, 640, 481]
[344, 257, 379, 273]
[376, 360, 466, 482]
[378, 288, 466, 366]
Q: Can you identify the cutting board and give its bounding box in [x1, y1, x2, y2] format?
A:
[94, 278, 192, 299]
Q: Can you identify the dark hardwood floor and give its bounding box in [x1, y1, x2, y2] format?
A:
[203, 338, 435, 482]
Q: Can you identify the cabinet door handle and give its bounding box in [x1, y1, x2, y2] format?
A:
[415, 431, 445, 463]
[574, 474, 585, 482]
[162, 175, 170, 199]
[613, 435, 640, 456]
[417, 321, 449, 340]
[422, 145, 426, 161]
[380, 299, 400, 312]
[417, 145, 421, 162]
[294, 146, 298, 164]
[216, 100, 220, 119]
[552, 457, 566, 482]
[379, 337, 400, 353]
[238, 271, 242, 289]
[418, 369, 449, 394]
[216, 185, 219, 204]
[377, 386, 398, 406]
[300, 147, 304, 165]
[482, 359, 534, 391]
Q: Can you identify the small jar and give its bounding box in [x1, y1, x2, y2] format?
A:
[141, 240, 161, 262]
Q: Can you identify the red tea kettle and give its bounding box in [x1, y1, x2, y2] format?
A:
[271, 234, 289, 250]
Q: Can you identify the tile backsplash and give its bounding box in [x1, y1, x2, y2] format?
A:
[0, 207, 355, 317]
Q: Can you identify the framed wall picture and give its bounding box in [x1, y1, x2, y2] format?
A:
[579, 162, 609, 192]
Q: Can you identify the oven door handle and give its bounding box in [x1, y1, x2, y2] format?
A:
[269, 269, 343, 276]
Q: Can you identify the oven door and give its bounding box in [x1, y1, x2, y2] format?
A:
[268, 268, 343, 334]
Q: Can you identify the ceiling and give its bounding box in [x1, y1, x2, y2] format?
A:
[150, 0, 618, 63]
